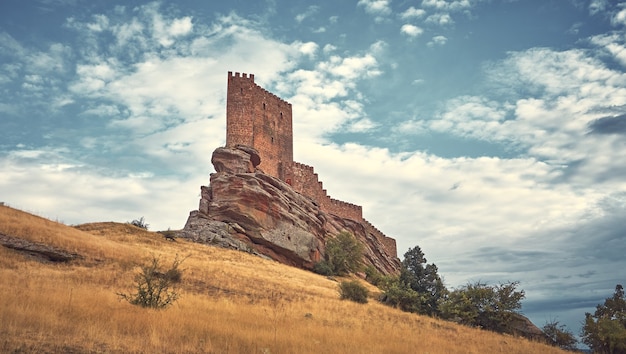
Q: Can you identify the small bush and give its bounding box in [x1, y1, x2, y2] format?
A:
[117, 254, 185, 309]
[159, 228, 177, 241]
[339, 280, 369, 304]
[130, 216, 149, 230]
[364, 265, 384, 286]
[313, 260, 334, 276]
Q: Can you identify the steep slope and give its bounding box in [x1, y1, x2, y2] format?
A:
[181, 145, 401, 274]
[0, 205, 567, 353]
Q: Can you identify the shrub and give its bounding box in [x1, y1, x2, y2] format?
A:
[117, 254, 185, 309]
[159, 228, 177, 241]
[542, 320, 578, 351]
[313, 260, 334, 276]
[321, 231, 364, 276]
[380, 277, 424, 313]
[130, 216, 149, 230]
[339, 280, 369, 304]
[364, 265, 384, 286]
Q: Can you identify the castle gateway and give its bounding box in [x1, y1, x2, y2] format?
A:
[225, 72, 397, 258]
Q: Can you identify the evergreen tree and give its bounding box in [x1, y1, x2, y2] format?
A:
[581, 284, 626, 354]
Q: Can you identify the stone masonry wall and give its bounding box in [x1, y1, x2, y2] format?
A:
[364, 220, 397, 260]
[226, 72, 293, 179]
[285, 161, 363, 222]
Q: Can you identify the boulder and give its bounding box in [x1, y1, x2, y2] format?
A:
[211, 145, 260, 174]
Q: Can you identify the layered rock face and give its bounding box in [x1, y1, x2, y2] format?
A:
[181, 145, 401, 275]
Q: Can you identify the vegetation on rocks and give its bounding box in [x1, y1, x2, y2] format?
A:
[314, 231, 363, 276]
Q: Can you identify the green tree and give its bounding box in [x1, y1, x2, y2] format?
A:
[399, 246, 447, 316]
[379, 277, 424, 313]
[440, 281, 525, 334]
[379, 246, 446, 316]
[542, 320, 578, 351]
[315, 231, 364, 276]
[581, 284, 626, 354]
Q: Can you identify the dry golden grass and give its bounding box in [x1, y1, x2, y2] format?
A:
[0, 205, 566, 353]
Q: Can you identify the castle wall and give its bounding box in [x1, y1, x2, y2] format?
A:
[285, 161, 363, 222]
[226, 72, 293, 179]
[363, 219, 397, 259]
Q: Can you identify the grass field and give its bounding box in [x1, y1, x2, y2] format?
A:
[0, 205, 567, 353]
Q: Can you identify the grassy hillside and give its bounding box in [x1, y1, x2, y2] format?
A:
[0, 205, 566, 353]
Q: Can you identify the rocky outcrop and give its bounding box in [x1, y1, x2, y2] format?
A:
[0, 232, 82, 263]
[508, 313, 547, 342]
[181, 145, 401, 275]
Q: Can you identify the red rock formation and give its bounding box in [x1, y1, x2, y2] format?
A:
[182, 145, 401, 275]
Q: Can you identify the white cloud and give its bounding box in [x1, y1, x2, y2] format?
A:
[427, 35, 448, 46]
[86, 14, 110, 32]
[400, 7, 426, 19]
[297, 41, 319, 58]
[318, 54, 381, 80]
[401, 24, 424, 37]
[322, 44, 337, 54]
[422, 0, 472, 11]
[590, 33, 626, 67]
[613, 8, 626, 26]
[413, 45, 626, 188]
[358, 0, 392, 22]
[357, 0, 392, 15]
[589, 0, 608, 15]
[168, 17, 193, 37]
[425, 13, 454, 26]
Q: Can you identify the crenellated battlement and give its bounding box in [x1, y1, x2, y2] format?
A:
[229, 71, 255, 81]
[225, 72, 397, 259]
[363, 219, 397, 259]
[228, 71, 292, 109]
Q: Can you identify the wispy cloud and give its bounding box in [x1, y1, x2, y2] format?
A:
[295, 5, 320, 23]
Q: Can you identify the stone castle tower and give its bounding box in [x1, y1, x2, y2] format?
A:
[226, 72, 293, 180]
[225, 72, 397, 258]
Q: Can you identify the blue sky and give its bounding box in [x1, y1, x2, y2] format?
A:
[1, 0, 625, 344]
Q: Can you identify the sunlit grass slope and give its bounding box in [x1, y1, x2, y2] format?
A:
[0, 205, 566, 353]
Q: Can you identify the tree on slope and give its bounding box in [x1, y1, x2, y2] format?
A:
[440, 281, 525, 334]
[542, 320, 578, 351]
[314, 231, 364, 276]
[581, 284, 626, 354]
[399, 246, 447, 316]
[380, 246, 447, 316]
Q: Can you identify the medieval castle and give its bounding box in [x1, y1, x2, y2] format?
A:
[225, 72, 397, 258]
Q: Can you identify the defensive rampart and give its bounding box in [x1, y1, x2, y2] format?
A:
[285, 161, 364, 222]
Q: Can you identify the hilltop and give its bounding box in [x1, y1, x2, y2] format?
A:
[0, 204, 567, 353]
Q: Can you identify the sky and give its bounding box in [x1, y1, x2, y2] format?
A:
[1, 0, 625, 344]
